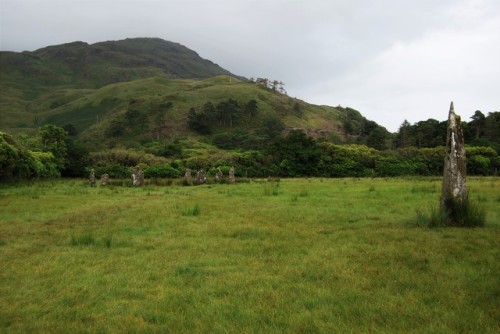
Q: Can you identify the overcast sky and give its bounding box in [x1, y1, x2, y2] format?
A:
[1, 0, 499, 131]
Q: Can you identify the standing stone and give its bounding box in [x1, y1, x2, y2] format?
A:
[215, 167, 224, 183]
[88, 170, 96, 186]
[101, 173, 109, 186]
[196, 169, 207, 185]
[184, 169, 193, 185]
[441, 102, 468, 210]
[138, 169, 144, 185]
[132, 167, 144, 186]
[228, 167, 236, 184]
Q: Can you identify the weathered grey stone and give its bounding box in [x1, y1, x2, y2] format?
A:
[89, 170, 96, 186]
[215, 167, 224, 183]
[132, 167, 144, 186]
[229, 167, 236, 184]
[196, 169, 207, 184]
[101, 173, 109, 186]
[441, 101, 467, 208]
[184, 169, 192, 184]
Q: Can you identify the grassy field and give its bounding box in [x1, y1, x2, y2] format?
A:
[0, 177, 499, 333]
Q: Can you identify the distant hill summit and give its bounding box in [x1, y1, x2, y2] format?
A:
[0, 38, 241, 131]
[30, 38, 238, 85]
[1, 37, 238, 90]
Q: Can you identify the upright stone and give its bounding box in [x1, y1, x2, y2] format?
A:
[138, 169, 144, 185]
[228, 167, 236, 184]
[215, 167, 224, 183]
[196, 169, 207, 185]
[184, 169, 192, 184]
[441, 102, 468, 209]
[101, 173, 109, 186]
[89, 170, 96, 186]
[132, 167, 144, 186]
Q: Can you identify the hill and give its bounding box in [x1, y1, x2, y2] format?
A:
[0, 37, 387, 151]
[30, 75, 353, 149]
[0, 38, 238, 132]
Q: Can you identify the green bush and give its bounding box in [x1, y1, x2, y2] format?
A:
[0, 133, 18, 178]
[466, 146, 497, 175]
[90, 164, 130, 178]
[375, 157, 424, 176]
[1, 133, 59, 179]
[89, 149, 167, 167]
[31, 151, 60, 177]
[144, 164, 181, 178]
[318, 143, 376, 177]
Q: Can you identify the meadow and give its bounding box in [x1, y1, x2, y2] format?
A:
[0, 177, 499, 333]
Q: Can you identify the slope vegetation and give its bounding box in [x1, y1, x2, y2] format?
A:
[0, 37, 378, 149]
[0, 38, 236, 132]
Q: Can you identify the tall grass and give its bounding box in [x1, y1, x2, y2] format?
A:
[417, 196, 486, 228]
[264, 182, 280, 196]
[70, 233, 96, 246]
[183, 203, 201, 216]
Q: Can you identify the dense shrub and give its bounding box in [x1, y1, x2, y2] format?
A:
[466, 146, 498, 175]
[318, 143, 376, 177]
[31, 151, 60, 177]
[375, 157, 425, 176]
[89, 149, 167, 167]
[267, 130, 322, 176]
[1, 132, 60, 179]
[0, 133, 19, 178]
[90, 164, 130, 178]
[3, 127, 499, 180]
[144, 164, 181, 178]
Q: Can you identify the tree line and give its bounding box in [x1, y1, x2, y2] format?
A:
[187, 98, 258, 134]
[394, 111, 499, 150]
[1, 110, 498, 180]
[251, 77, 287, 95]
[1, 125, 87, 180]
[2, 126, 498, 181]
[87, 130, 498, 179]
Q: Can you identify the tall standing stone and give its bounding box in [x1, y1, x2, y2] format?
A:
[196, 169, 207, 185]
[184, 169, 192, 184]
[101, 173, 110, 186]
[215, 167, 224, 183]
[132, 167, 144, 186]
[228, 167, 236, 184]
[89, 170, 96, 186]
[441, 102, 467, 210]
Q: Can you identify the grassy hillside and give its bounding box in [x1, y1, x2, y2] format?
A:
[1, 37, 382, 150]
[0, 38, 237, 132]
[2, 73, 349, 149]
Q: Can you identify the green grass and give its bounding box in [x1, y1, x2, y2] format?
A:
[0, 177, 499, 332]
[183, 203, 201, 216]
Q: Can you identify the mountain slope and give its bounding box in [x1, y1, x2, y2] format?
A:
[0, 37, 387, 151]
[25, 75, 347, 149]
[0, 38, 238, 131]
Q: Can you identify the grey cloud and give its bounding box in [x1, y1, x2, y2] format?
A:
[1, 0, 498, 131]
